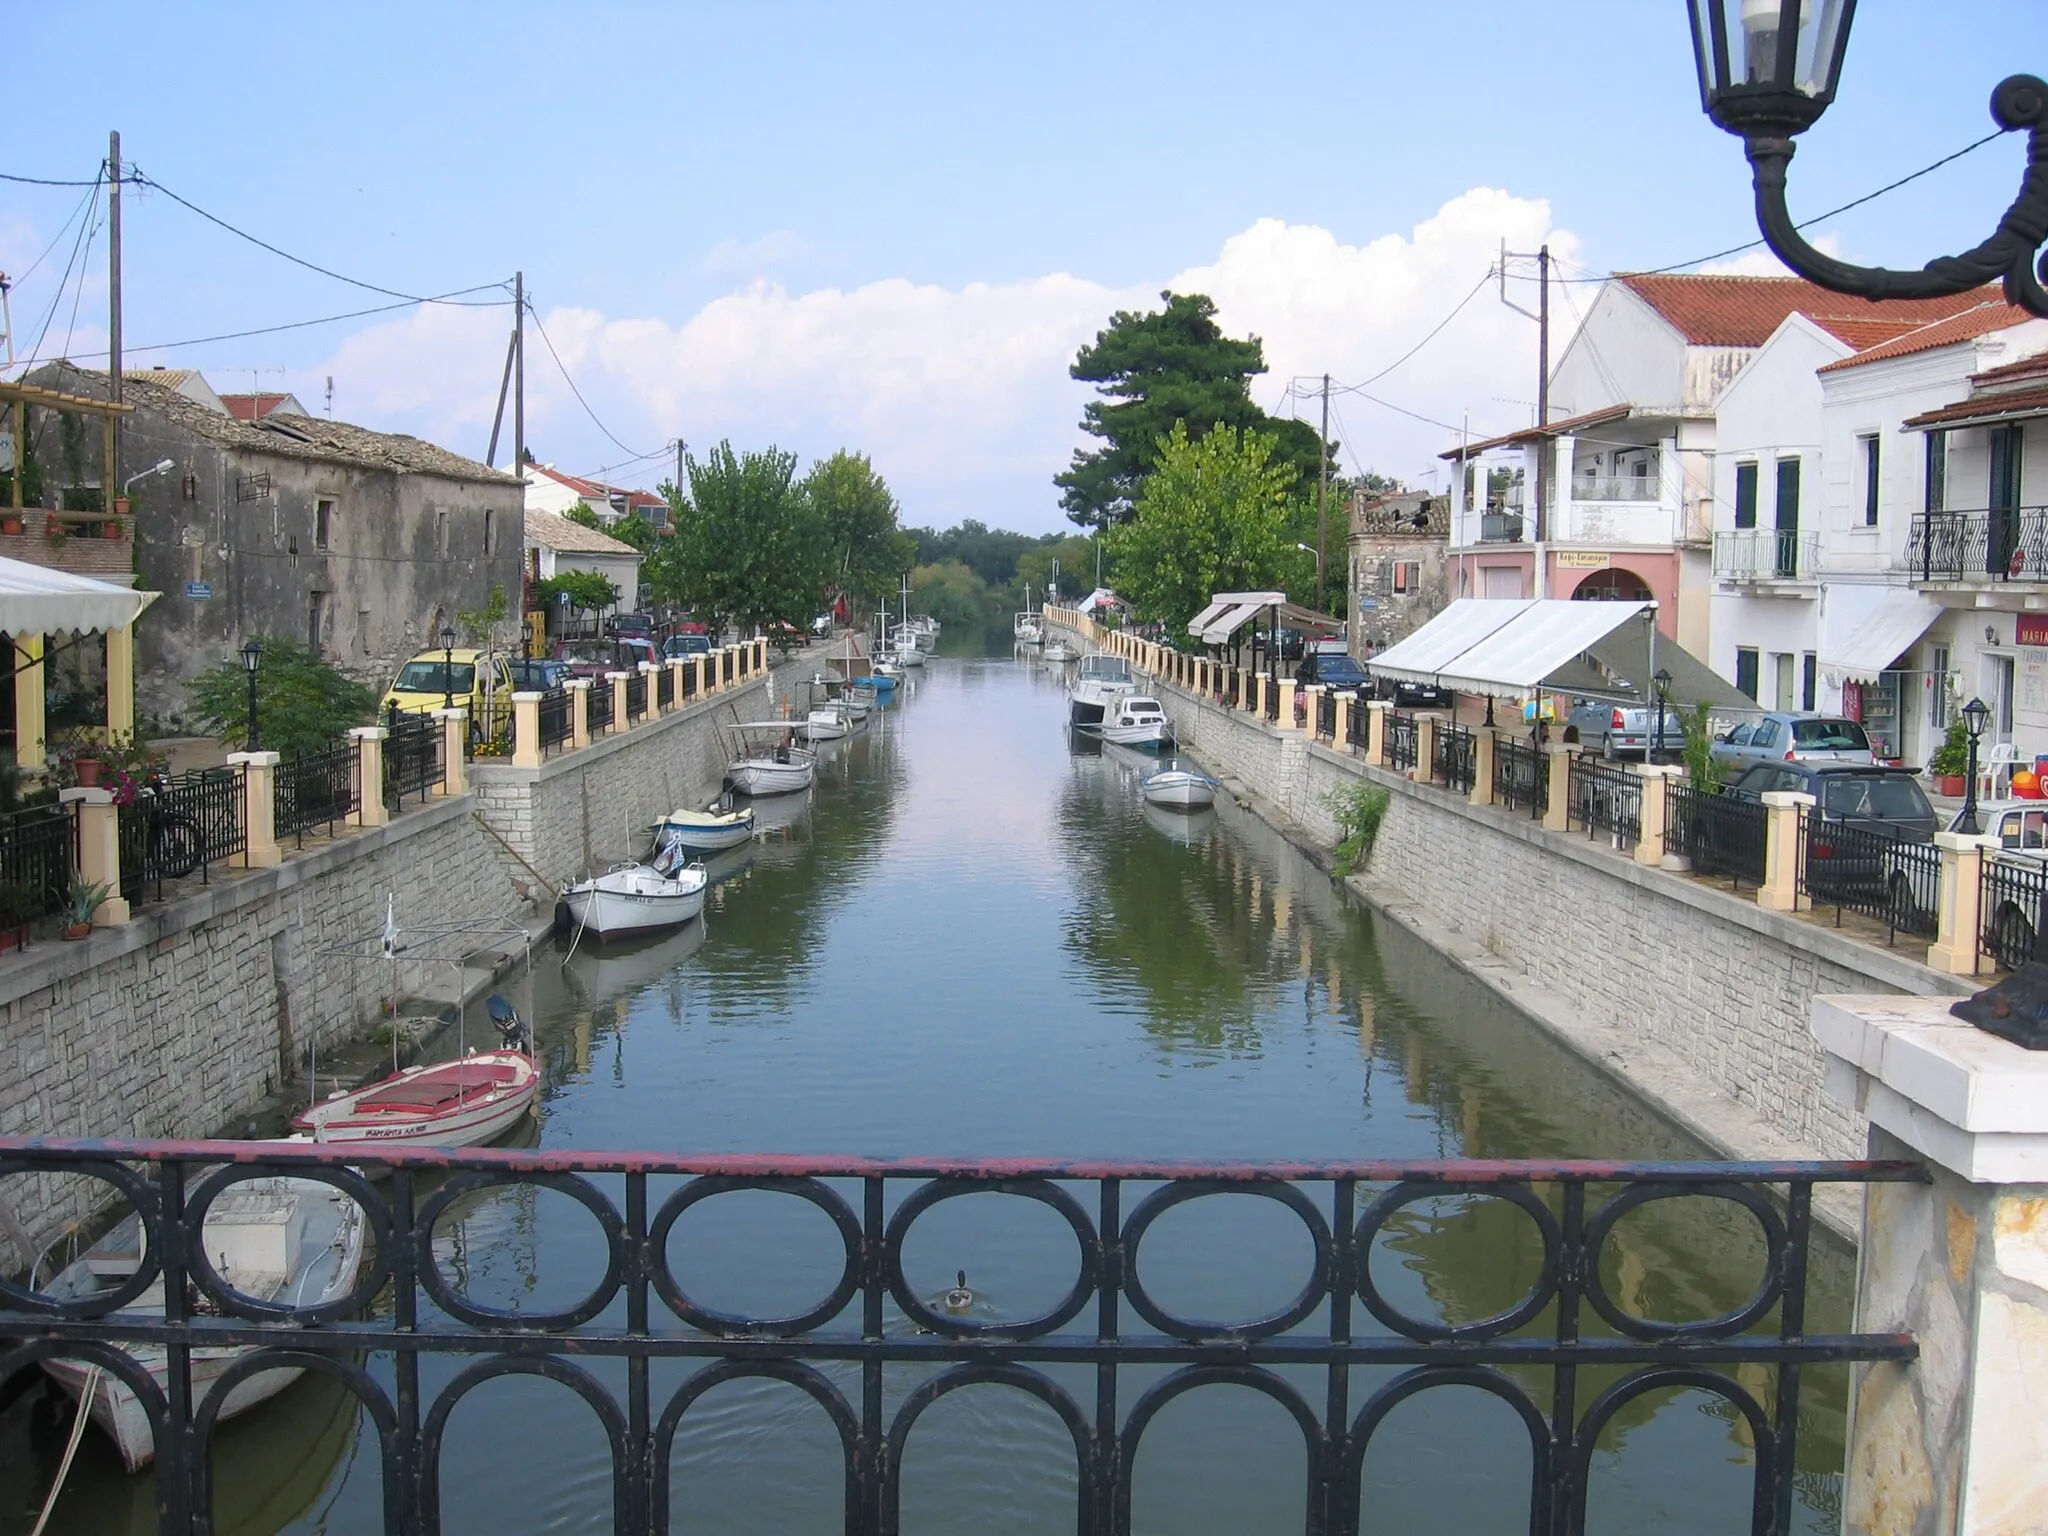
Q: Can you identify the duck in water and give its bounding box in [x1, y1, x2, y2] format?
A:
[937, 1270, 976, 1317]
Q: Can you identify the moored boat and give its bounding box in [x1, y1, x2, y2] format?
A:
[1098, 695, 1174, 749]
[795, 702, 853, 741]
[1066, 653, 1137, 726]
[1141, 767, 1221, 811]
[564, 858, 709, 940]
[724, 721, 819, 796]
[655, 804, 757, 853]
[1042, 638, 1079, 664]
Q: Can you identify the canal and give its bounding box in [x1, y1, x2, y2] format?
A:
[4, 649, 1853, 1535]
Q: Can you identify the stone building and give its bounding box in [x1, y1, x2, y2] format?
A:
[1348, 490, 1449, 655]
[26, 364, 524, 727]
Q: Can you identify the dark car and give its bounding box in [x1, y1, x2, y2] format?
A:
[1295, 650, 1371, 693]
[1722, 762, 1935, 902]
[1372, 675, 1453, 710]
[507, 658, 571, 693]
[607, 612, 655, 639]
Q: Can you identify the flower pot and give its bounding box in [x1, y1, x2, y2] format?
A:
[0, 517, 21, 535]
[73, 757, 103, 788]
[1939, 774, 1966, 797]
[62, 922, 92, 941]
[112, 495, 131, 515]
[101, 521, 121, 540]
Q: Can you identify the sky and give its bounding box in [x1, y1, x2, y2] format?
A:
[5, 2, 2042, 533]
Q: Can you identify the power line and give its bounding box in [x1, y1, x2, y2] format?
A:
[8, 179, 100, 292]
[524, 301, 659, 461]
[22, 172, 104, 372]
[0, 170, 104, 187]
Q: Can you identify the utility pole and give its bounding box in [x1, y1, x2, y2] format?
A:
[1498, 241, 1552, 586]
[1316, 372, 1331, 616]
[513, 271, 525, 471]
[105, 130, 122, 503]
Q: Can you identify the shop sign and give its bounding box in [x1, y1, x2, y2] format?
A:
[2018, 614, 2048, 647]
[1554, 551, 1609, 569]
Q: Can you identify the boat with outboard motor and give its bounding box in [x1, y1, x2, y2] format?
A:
[563, 829, 710, 940]
[724, 720, 818, 795]
[290, 996, 540, 1148]
[1097, 694, 1174, 749]
[655, 801, 757, 853]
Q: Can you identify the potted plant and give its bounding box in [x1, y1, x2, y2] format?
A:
[62, 879, 111, 939]
[43, 516, 65, 540]
[1930, 719, 1971, 797]
[0, 512, 21, 535]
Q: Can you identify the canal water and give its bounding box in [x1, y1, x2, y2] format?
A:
[4, 649, 1852, 1535]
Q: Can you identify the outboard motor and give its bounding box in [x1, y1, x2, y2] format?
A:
[487, 994, 532, 1053]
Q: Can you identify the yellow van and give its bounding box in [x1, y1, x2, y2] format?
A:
[381, 648, 515, 719]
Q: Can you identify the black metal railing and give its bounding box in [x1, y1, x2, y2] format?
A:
[1666, 784, 1768, 890]
[654, 666, 673, 712]
[678, 662, 697, 702]
[626, 670, 648, 722]
[275, 741, 361, 846]
[1979, 851, 2048, 971]
[383, 708, 444, 808]
[1567, 757, 1642, 847]
[1316, 688, 1337, 741]
[1386, 710, 1418, 772]
[588, 679, 615, 736]
[1432, 721, 1475, 794]
[1223, 670, 1241, 709]
[1906, 507, 2048, 583]
[538, 688, 573, 755]
[0, 1140, 1923, 1536]
[1495, 735, 1548, 818]
[1347, 696, 1370, 751]
[117, 768, 246, 901]
[1796, 812, 1940, 943]
[1263, 676, 1280, 721]
[0, 801, 76, 928]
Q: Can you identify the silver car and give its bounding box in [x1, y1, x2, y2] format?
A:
[1709, 713, 1875, 770]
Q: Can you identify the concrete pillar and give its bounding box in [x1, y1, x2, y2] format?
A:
[434, 709, 468, 797]
[1302, 684, 1324, 737]
[1366, 700, 1390, 767]
[1552, 433, 1577, 538]
[59, 787, 129, 925]
[691, 657, 706, 700]
[638, 662, 661, 718]
[667, 659, 687, 712]
[1757, 789, 1814, 912]
[511, 691, 543, 768]
[1414, 713, 1438, 782]
[1542, 745, 1573, 832]
[227, 750, 283, 867]
[104, 623, 135, 742]
[755, 637, 767, 672]
[1469, 729, 1496, 807]
[349, 726, 388, 828]
[1632, 764, 1678, 867]
[1277, 678, 1299, 731]
[12, 632, 42, 772]
[608, 671, 630, 726]
[1334, 692, 1353, 751]
[1810, 994, 2048, 1536]
[568, 679, 591, 750]
[1930, 830, 1998, 975]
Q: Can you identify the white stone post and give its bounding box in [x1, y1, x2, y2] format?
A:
[608, 671, 630, 725]
[350, 726, 389, 828]
[1930, 831, 1997, 976]
[1366, 700, 1390, 767]
[1542, 745, 1573, 832]
[1413, 713, 1438, 783]
[1277, 678, 1299, 731]
[638, 661, 661, 718]
[59, 787, 130, 924]
[1469, 729, 1496, 807]
[434, 709, 469, 796]
[511, 691, 544, 768]
[568, 679, 592, 750]
[1631, 763, 1677, 867]
[1334, 692, 1353, 751]
[667, 659, 688, 712]
[1758, 790, 1814, 912]
[228, 750, 283, 866]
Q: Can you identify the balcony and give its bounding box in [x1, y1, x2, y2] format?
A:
[0, 508, 135, 578]
[1905, 508, 2048, 583]
[1479, 510, 1525, 542]
[1570, 473, 1659, 503]
[1714, 528, 1821, 583]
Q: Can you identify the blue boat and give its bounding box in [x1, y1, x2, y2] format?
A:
[653, 805, 757, 852]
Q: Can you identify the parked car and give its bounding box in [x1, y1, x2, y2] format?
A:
[1723, 762, 1936, 908]
[1710, 713, 1875, 770]
[1563, 701, 1686, 760]
[1371, 674, 1453, 710]
[382, 648, 515, 721]
[555, 636, 656, 680]
[507, 658, 571, 693]
[662, 633, 713, 661]
[1952, 800, 2048, 965]
[607, 612, 655, 639]
[1294, 649, 1372, 694]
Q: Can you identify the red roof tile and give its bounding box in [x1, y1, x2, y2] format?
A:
[1438, 404, 1632, 460]
[219, 391, 296, 421]
[1817, 301, 2035, 372]
[1968, 350, 2048, 389]
[1616, 273, 2001, 350]
[526, 461, 666, 511]
[1902, 382, 2048, 431]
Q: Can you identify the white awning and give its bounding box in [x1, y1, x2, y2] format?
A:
[1186, 600, 1232, 636]
[1435, 600, 1653, 696]
[1369, 599, 1535, 684]
[1820, 588, 1943, 685]
[0, 555, 155, 635]
[1200, 600, 1278, 646]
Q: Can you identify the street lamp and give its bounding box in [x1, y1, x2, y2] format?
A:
[440, 624, 458, 711]
[1958, 695, 1992, 835]
[122, 458, 174, 495]
[240, 638, 263, 752]
[1688, 2, 2048, 316]
[1294, 543, 1327, 613]
[1652, 667, 1673, 764]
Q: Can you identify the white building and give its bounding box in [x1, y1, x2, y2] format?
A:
[520, 462, 670, 531]
[523, 508, 642, 615]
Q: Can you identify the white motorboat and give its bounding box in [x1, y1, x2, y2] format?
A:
[564, 858, 709, 940]
[796, 703, 853, 741]
[655, 804, 757, 853]
[1067, 653, 1137, 726]
[1042, 638, 1079, 664]
[41, 1177, 370, 1471]
[890, 642, 926, 669]
[1098, 695, 1175, 750]
[725, 721, 819, 795]
[1141, 767, 1221, 811]
[1014, 611, 1044, 646]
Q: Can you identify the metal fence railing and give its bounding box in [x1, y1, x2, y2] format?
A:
[1316, 689, 1337, 741]
[1665, 783, 1768, 890]
[1796, 810, 1940, 944]
[679, 662, 697, 703]
[1386, 710, 1418, 773]
[625, 671, 648, 723]
[1568, 756, 1642, 847]
[1263, 675, 1280, 722]
[1432, 721, 1475, 794]
[655, 665, 673, 712]
[384, 708, 444, 808]
[538, 688, 573, 755]
[587, 679, 615, 736]
[1223, 670, 1241, 709]
[1495, 735, 1547, 817]
[0, 801, 76, 928]
[275, 740, 361, 846]
[1347, 697, 1370, 752]
[118, 768, 246, 901]
[1979, 852, 2048, 971]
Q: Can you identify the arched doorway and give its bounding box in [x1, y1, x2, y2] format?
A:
[1570, 567, 1653, 602]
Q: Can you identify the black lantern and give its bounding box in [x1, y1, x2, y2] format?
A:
[1958, 695, 1992, 836]
[240, 638, 263, 752]
[1652, 667, 1674, 764]
[1689, 1, 2048, 316]
[440, 624, 458, 711]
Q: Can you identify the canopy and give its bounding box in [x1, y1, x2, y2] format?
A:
[1369, 599, 1534, 684]
[1075, 588, 1123, 615]
[1436, 600, 1656, 696]
[1200, 598, 1281, 646]
[1186, 599, 1233, 636]
[1820, 588, 1943, 685]
[0, 555, 155, 635]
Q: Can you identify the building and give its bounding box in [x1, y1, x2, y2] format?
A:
[219, 391, 311, 422]
[521, 462, 670, 532]
[25, 363, 525, 726]
[1347, 490, 1448, 653]
[523, 509, 642, 633]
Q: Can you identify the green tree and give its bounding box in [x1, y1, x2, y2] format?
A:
[803, 450, 913, 605]
[1056, 291, 1329, 530]
[1013, 534, 1099, 606]
[562, 500, 604, 531]
[532, 569, 620, 623]
[647, 441, 829, 634]
[606, 512, 658, 552]
[456, 583, 509, 645]
[909, 560, 996, 632]
[1102, 422, 1304, 642]
[188, 636, 378, 759]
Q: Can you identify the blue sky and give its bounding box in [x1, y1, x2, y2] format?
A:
[6, 2, 2041, 531]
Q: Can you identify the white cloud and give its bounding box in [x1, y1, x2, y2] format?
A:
[1696, 231, 1842, 278]
[290, 189, 1574, 530]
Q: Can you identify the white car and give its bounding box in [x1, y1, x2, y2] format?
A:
[1951, 800, 2048, 967]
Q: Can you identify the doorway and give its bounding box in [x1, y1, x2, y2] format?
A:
[1981, 651, 2016, 743]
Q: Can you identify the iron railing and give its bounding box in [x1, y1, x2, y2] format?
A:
[1796, 812, 1941, 944]
[678, 662, 697, 703]
[588, 679, 615, 736]
[0, 1140, 1923, 1536]
[275, 741, 360, 845]
[384, 708, 444, 808]
[1385, 710, 1418, 773]
[626, 671, 648, 723]
[1347, 696, 1370, 752]
[0, 801, 76, 927]
[1978, 851, 2048, 971]
[1495, 735, 1548, 817]
[1666, 785, 1768, 890]
[1263, 675, 1280, 722]
[538, 688, 573, 755]
[1567, 757, 1642, 847]
[655, 666, 673, 712]
[1223, 670, 1241, 710]
[1713, 529, 1821, 583]
[1316, 689, 1337, 741]
[1432, 721, 1476, 794]
[117, 769, 246, 901]
[1479, 511, 1525, 542]
[1906, 507, 2048, 583]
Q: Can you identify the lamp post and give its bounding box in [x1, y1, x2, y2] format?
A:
[121, 457, 174, 497]
[1959, 695, 1992, 835]
[1652, 667, 1673, 765]
[1295, 543, 1326, 613]
[239, 638, 263, 752]
[1688, 2, 2048, 316]
[440, 624, 457, 711]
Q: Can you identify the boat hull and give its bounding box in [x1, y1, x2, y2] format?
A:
[293, 1051, 540, 1148]
[1100, 720, 1174, 749]
[1142, 772, 1218, 811]
[656, 812, 756, 852]
[730, 757, 816, 795]
[565, 879, 707, 939]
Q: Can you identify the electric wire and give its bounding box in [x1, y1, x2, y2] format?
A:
[21, 171, 103, 373]
[524, 300, 660, 461]
[0, 170, 104, 187]
[7, 180, 100, 292]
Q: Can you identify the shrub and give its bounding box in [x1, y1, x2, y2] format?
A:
[187, 636, 377, 760]
[1929, 720, 1970, 778]
[1323, 778, 1391, 877]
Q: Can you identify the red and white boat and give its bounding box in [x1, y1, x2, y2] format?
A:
[288, 997, 539, 1149]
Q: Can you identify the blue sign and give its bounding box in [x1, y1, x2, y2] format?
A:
[1357, 598, 1379, 611]
[184, 582, 213, 600]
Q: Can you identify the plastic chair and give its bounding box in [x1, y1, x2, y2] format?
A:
[1978, 740, 2019, 802]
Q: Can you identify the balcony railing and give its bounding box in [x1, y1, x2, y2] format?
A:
[1713, 529, 1820, 582]
[1479, 511, 1524, 543]
[1905, 508, 2048, 583]
[1570, 473, 1660, 503]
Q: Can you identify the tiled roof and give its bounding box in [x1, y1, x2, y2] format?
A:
[1968, 351, 2048, 389]
[219, 391, 301, 422]
[1901, 382, 2048, 432]
[1817, 301, 2036, 372]
[523, 508, 641, 555]
[1438, 404, 1632, 459]
[1616, 273, 2000, 349]
[525, 461, 667, 512]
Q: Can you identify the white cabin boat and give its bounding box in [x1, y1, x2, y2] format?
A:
[1067, 653, 1137, 726]
[564, 859, 709, 940]
[1014, 612, 1044, 645]
[1042, 638, 1079, 664]
[1099, 695, 1174, 749]
[796, 703, 854, 741]
[1141, 767, 1221, 811]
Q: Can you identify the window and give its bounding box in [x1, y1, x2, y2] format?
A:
[1727, 723, 1755, 747]
[1802, 652, 1817, 712]
[436, 508, 449, 559]
[1930, 643, 1951, 729]
[307, 591, 326, 654]
[1860, 435, 1880, 526]
[1735, 646, 1759, 701]
[314, 496, 334, 550]
[1391, 560, 1420, 594]
[1775, 456, 1801, 532]
[1734, 462, 1758, 529]
[484, 508, 495, 556]
[1791, 718, 1871, 751]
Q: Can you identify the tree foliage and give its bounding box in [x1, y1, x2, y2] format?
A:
[1056, 291, 1330, 531]
[1102, 422, 1307, 638]
[533, 569, 620, 616]
[562, 500, 603, 530]
[606, 513, 659, 552]
[188, 636, 378, 759]
[909, 561, 994, 633]
[647, 441, 830, 633]
[803, 450, 913, 605]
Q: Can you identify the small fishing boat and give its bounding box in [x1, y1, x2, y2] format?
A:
[725, 721, 818, 795]
[40, 1177, 369, 1471]
[1099, 695, 1175, 750]
[872, 657, 904, 682]
[1141, 767, 1221, 811]
[290, 996, 539, 1148]
[1042, 638, 1079, 664]
[890, 642, 926, 669]
[655, 803, 757, 853]
[1014, 612, 1043, 646]
[796, 702, 853, 742]
[564, 858, 709, 941]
